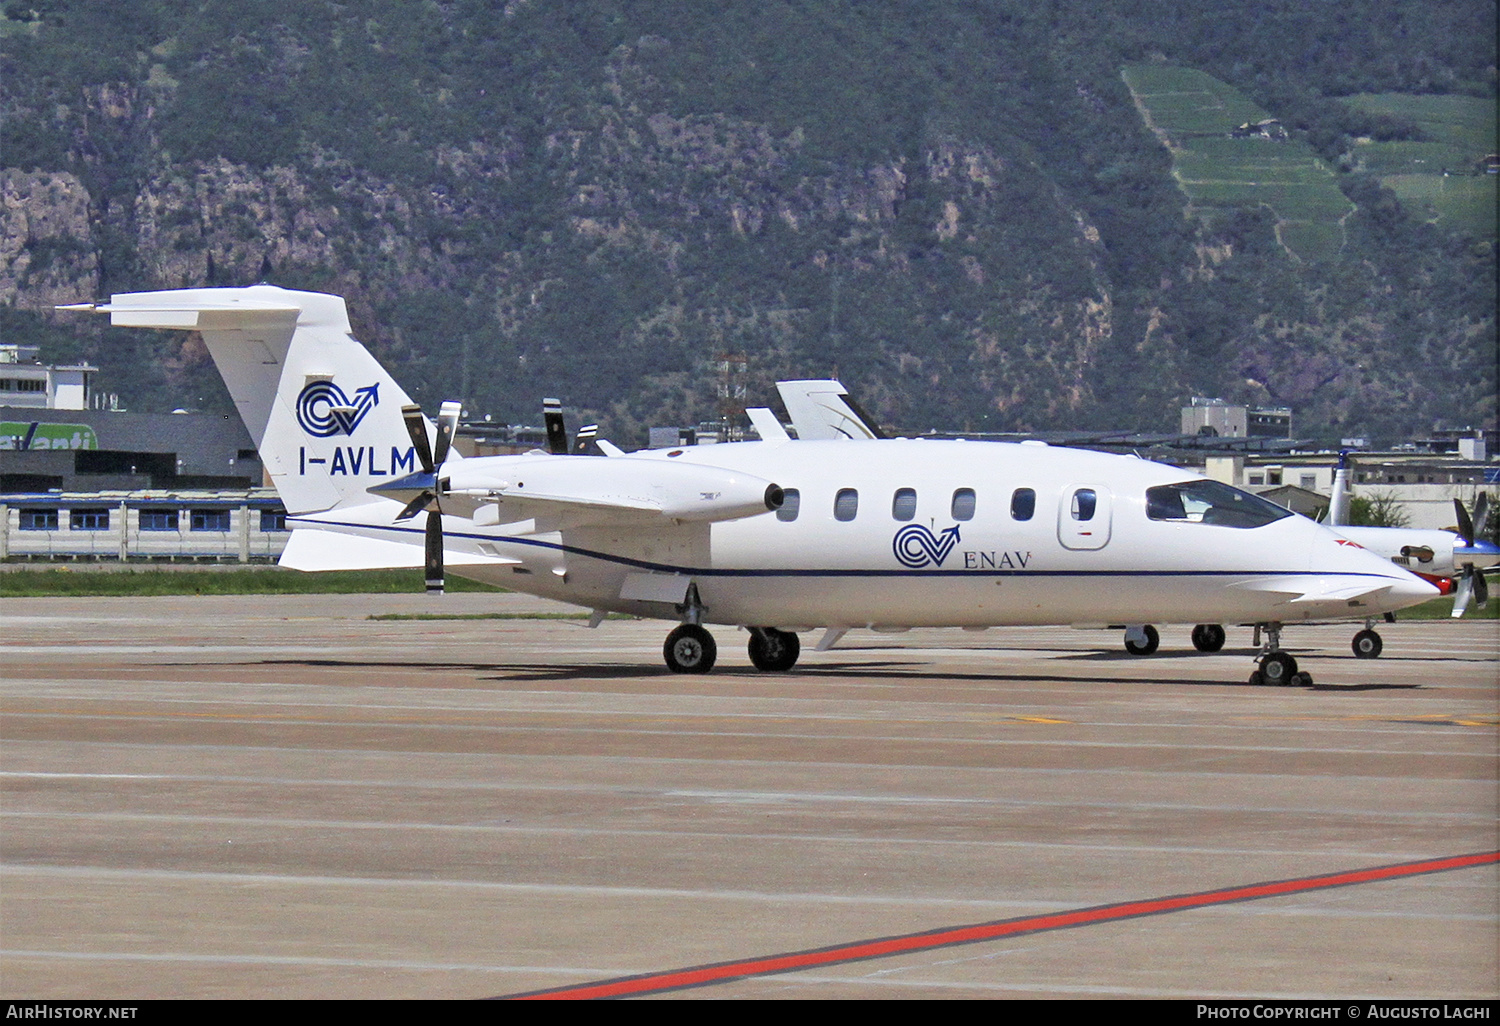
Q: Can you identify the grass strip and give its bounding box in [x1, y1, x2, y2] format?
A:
[367, 612, 636, 621]
[0, 567, 506, 596]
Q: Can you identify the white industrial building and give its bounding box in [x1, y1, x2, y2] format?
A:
[0, 489, 289, 562]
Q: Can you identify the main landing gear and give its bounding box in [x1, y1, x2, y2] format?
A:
[748, 627, 801, 672]
[660, 586, 802, 674]
[661, 624, 803, 673]
[1123, 624, 1160, 655]
[1120, 623, 1224, 654]
[1248, 622, 1313, 687]
[663, 623, 717, 673]
[1190, 623, 1227, 652]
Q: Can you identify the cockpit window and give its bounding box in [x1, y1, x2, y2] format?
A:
[1145, 480, 1294, 529]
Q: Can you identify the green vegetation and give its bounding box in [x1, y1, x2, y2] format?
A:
[1125, 65, 1354, 262]
[1343, 94, 1497, 157]
[1377, 175, 1497, 237]
[1345, 493, 1412, 528]
[2, 1, 1493, 444]
[0, 568, 506, 596]
[1396, 595, 1498, 620]
[1338, 94, 1497, 237]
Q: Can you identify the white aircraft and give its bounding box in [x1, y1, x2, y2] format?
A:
[1318, 454, 1498, 655]
[775, 381, 1500, 659]
[62, 285, 1440, 686]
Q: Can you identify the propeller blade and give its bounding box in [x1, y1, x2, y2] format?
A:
[425, 510, 444, 594]
[1473, 493, 1491, 539]
[396, 490, 434, 522]
[401, 404, 434, 473]
[433, 401, 462, 468]
[1453, 498, 1475, 547]
[543, 397, 569, 454]
[1451, 571, 1474, 618]
[1475, 569, 1489, 607]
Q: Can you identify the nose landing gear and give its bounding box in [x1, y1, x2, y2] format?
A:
[1248, 622, 1313, 687]
[1352, 623, 1384, 659]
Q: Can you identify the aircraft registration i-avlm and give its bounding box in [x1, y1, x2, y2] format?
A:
[61, 285, 1439, 687]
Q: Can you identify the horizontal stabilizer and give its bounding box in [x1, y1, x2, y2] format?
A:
[61, 295, 305, 330]
[279, 528, 516, 572]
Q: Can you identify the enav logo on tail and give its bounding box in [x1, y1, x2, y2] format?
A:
[893, 524, 962, 568]
[297, 381, 380, 437]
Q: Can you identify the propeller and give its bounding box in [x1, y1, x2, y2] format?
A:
[390, 400, 462, 594]
[1450, 494, 1495, 617]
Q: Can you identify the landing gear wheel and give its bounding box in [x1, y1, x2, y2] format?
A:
[664, 624, 717, 674]
[1290, 671, 1314, 687]
[1191, 623, 1227, 653]
[1351, 629, 1383, 659]
[1124, 625, 1160, 655]
[1248, 670, 1266, 686]
[747, 628, 801, 672]
[1258, 651, 1298, 686]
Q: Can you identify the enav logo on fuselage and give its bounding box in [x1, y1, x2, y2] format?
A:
[296, 380, 380, 437]
[893, 523, 1035, 571]
[893, 524, 962, 568]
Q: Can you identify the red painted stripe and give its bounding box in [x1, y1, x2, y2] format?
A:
[507, 850, 1498, 1000]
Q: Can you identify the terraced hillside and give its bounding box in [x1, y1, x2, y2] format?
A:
[1340, 94, 1497, 238]
[1124, 65, 1354, 262]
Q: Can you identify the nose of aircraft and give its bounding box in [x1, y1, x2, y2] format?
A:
[1323, 528, 1440, 615]
[1383, 566, 1443, 606]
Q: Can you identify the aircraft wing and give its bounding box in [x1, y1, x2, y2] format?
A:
[374, 455, 783, 530]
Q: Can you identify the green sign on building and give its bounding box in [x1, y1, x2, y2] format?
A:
[0, 422, 100, 451]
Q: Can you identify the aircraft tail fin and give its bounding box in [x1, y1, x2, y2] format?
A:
[65, 285, 435, 515]
[775, 379, 885, 440]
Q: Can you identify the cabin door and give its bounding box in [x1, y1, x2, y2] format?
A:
[1057, 485, 1113, 551]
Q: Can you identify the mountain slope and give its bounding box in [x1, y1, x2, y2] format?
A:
[1, 0, 1493, 443]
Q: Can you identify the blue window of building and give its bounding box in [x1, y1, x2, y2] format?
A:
[139, 509, 179, 531]
[260, 508, 288, 532]
[70, 508, 110, 531]
[190, 509, 232, 532]
[19, 508, 59, 531]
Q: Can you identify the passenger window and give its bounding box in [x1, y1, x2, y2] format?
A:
[1011, 488, 1035, 521]
[776, 488, 800, 522]
[892, 488, 917, 521]
[951, 488, 976, 521]
[1071, 488, 1097, 521]
[834, 488, 859, 522]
